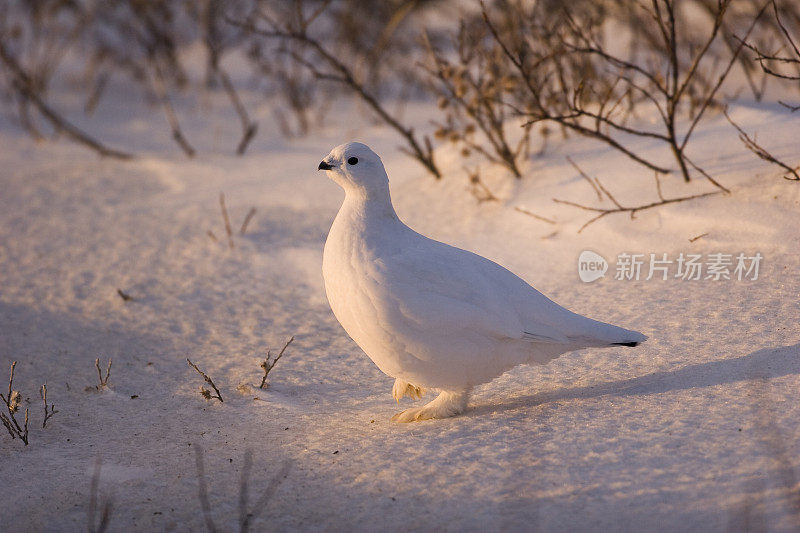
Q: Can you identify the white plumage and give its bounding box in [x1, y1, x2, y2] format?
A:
[319, 142, 646, 422]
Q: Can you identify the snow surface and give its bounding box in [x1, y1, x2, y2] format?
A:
[0, 82, 799, 532]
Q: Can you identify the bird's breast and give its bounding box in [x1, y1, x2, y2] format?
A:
[323, 217, 375, 336]
[322, 214, 416, 378]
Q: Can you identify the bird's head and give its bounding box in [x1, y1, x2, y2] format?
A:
[318, 142, 388, 194]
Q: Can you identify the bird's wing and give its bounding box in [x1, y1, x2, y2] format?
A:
[363, 237, 569, 348]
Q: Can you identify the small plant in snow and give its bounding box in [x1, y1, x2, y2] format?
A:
[40, 383, 57, 428]
[0, 361, 28, 445]
[219, 192, 235, 249]
[259, 336, 294, 389]
[87, 358, 112, 391]
[116, 288, 134, 302]
[211, 193, 257, 248]
[187, 358, 223, 402]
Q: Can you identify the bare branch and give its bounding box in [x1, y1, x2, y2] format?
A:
[148, 61, 195, 158]
[566, 156, 603, 200]
[725, 108, 800, 181]
[554, 183, 722, 233]
[482, 0, 765, 185]
[514, 206, 556, 224]
[683, 154, 731, 192]
[0, 41, 133, 160]
[228, 15, 441, 178]
[679, 1, 769, 155]
[216, 67, 258, 155]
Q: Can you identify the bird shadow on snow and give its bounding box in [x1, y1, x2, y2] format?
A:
[469, 344, 800, 417]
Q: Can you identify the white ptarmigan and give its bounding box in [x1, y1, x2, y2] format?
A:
[320, 142, 646, 422]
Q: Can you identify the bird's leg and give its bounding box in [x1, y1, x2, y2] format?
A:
[392, 378, 425, 403]
[391, 387, 471, 423]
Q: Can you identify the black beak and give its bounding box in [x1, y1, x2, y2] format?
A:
[318, 161, 333, 171]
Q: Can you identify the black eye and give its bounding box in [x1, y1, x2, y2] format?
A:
[347, 157, 359, 165]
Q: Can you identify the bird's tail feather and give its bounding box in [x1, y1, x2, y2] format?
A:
[611, 340, 643, 347]
[569, 321, 647, 348]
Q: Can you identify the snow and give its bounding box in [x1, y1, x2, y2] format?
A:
[0, 81, 799, 532]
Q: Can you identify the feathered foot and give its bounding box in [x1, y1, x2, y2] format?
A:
[391, 388, 470, 423]
[392, 379, 425, 402]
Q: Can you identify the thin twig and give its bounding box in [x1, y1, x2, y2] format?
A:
[593, 177, 625, 209]
[566, 156, 603, 200]
[149, 61, 195, 158]
[654, 173, 665, 201]
[689, 232, 709, 243]
[554, 186, 722, 233]
[739, 0, 800, 86]
[41, 383, 58, 428]
[239, 208, 257, 235]
[259, 336, 294, 389]
[219, 193, 235, 249]
[513, 207, 556, 224]
[217, 68, 258, 155]
[228, 15, 441, 178]
[724, 108, 800, 181]
[188, 359, 223, 402]
[116, 289, 134, 302]
[0, 361, 28, 445]
[467, 171, 500, 203]
[95, 358, 112, 389]
[683, 154, 731, 193]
